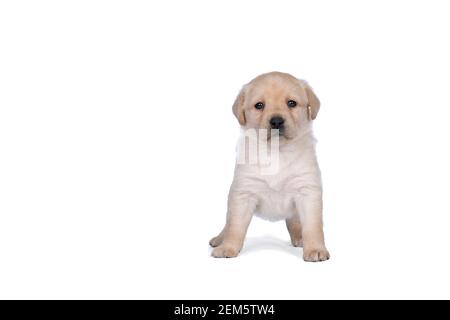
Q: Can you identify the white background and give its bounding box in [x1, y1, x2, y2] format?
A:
[1, 0, 450, 299]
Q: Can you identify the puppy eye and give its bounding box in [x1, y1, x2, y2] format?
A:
[254, 102, 264, 110]
[287, 100, 297, 108]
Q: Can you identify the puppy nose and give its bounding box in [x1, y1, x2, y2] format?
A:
[270, 116, 285, 129]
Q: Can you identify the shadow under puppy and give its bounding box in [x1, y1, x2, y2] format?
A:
[209, 72, 330, 262]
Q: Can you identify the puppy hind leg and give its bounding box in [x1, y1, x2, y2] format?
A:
[209, 227, 225, 247]
[286, 215, 303, 247]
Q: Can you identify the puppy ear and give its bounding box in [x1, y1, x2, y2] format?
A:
[232, 86, 247, 126]
[304, 83, 320, 120]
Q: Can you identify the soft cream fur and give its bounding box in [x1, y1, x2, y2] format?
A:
[210, 72, 329, 262]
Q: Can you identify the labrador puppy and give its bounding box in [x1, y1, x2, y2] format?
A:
[209, 72, 330, 262]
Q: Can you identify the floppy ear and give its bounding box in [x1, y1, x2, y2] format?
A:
[232, 86, 247, 126]
[304, 83, 320, 120]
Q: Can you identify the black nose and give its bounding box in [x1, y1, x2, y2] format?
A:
[270, 116, 285, 129]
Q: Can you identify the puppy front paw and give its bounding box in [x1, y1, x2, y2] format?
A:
[211, 245, 240, 258]
[303, 247, 330, 262]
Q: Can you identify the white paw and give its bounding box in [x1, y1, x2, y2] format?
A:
[211, 245, 240, 258]
[209, 235, 223, 247]
[291, 238, 303, 247]
[303, 247, 330, 262]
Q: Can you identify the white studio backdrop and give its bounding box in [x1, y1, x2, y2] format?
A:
[1, 1, 450, 299]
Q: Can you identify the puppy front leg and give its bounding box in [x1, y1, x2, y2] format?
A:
[211, 196, 255, 258]
[296, 192, 330, 262]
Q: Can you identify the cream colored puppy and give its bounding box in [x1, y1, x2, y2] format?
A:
[209, 72, 330, 262]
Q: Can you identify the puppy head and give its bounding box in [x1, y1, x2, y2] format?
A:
[232, 72, 320, 139]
